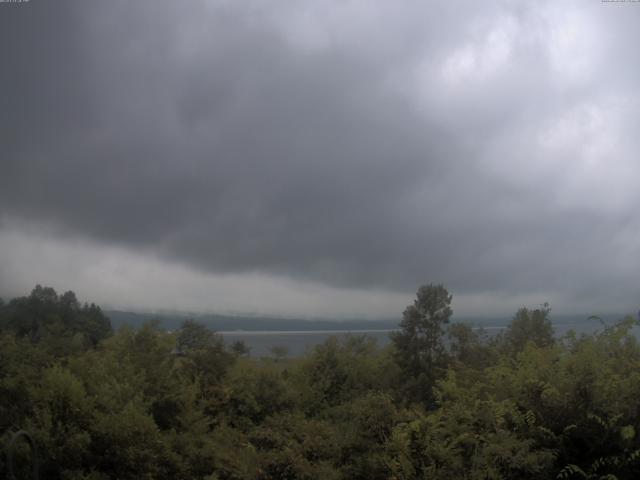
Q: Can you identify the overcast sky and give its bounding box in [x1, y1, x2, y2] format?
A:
[1, 0, 639, 319]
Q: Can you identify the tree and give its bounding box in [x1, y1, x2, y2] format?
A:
[80, 303, 112, 346]
[501, 303, 554, 354]
[1, 286, 112, 348]
[447, 322, 493, 368]
[391, 284, 452, 405]
[230, 340, 251, 357]
[176, 319, 216, 354]
[175, 320, 235, 403]
[270, 345, 289, 362]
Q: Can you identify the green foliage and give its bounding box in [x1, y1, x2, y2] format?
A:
[0, 285, 112, 350]
[230, 340, 251, 357]
[249, 413, 341, 479]
[391, 284, 452, 405]
[223, 361, 296, 428]
[498, 303, 555, 354]
[447, 322, 496, 369]
[2, 285, 640, 480]
[174, 320, 235, 411]
[297, 335, 398, 410]
[176, 319, 217, 354]
[269, 345, 289, 362]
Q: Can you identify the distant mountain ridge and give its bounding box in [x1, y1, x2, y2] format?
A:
[104, 309, 626, 332]
[105, 310, 399, 331]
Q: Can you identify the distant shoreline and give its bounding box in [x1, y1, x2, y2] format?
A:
[219, 329, 397, 335]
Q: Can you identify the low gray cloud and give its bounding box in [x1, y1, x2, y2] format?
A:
[1, 0, 639, 315]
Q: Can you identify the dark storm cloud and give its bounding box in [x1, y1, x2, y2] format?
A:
[2, 0, 640, 310]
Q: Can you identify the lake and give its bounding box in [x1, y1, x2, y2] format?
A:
[219, 320, 609, 357]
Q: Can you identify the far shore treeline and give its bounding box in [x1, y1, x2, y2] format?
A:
[105, 310, 401, 334]
[1, 285, 640, 479]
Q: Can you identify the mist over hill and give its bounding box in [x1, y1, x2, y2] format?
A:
[105, 309, 625, 333]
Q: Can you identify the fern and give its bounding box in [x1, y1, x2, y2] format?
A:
[557, 463, 587, 479]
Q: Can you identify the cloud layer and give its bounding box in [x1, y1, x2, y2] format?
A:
[1, 1, 639, 316]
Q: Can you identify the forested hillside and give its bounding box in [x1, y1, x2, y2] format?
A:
[1, 285, 640, 479]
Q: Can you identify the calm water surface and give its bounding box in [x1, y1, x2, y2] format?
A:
[220, 321, 607, 357]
